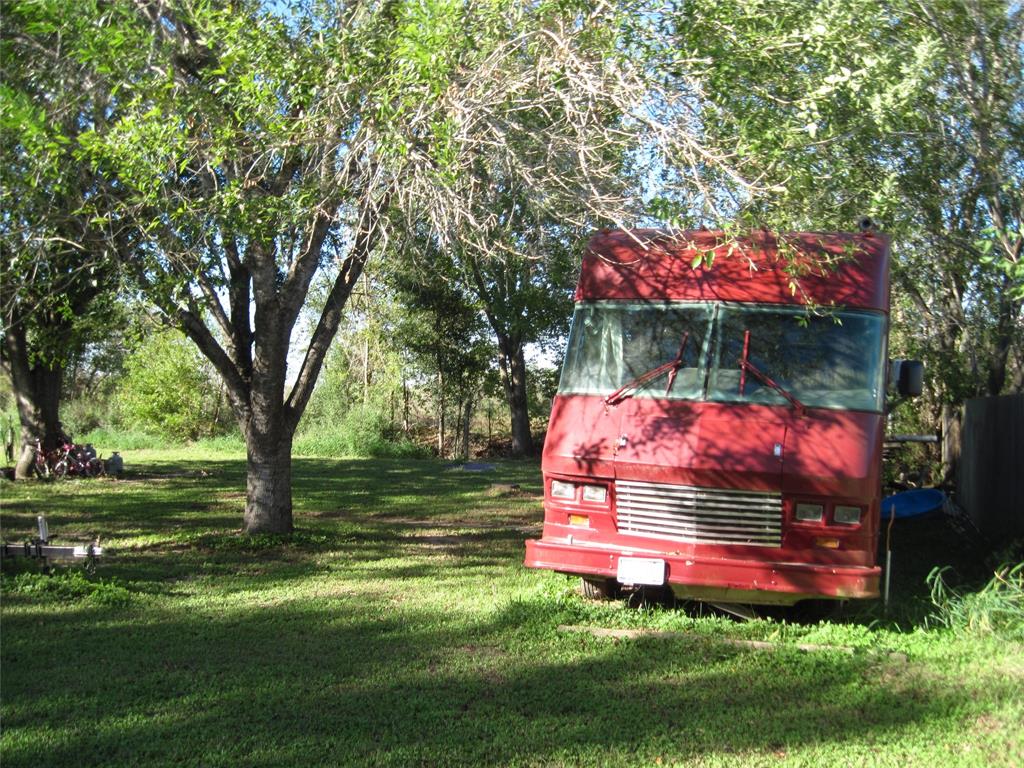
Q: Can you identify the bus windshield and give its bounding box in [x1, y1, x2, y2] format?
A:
[558, 301, 887, 412]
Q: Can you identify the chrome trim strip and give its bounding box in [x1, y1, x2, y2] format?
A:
[615, 480, 783, 547]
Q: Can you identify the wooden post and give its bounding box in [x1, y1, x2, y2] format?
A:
[941, 403, 962, 486]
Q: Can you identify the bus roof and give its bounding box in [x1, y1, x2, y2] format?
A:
[577, 229, 890, 311]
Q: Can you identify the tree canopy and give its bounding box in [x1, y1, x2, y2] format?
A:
[672, 0, 1023, 407]
[1, 0, 130, 475]
[2, 0, 1020, 519]
[4, 0, 748, 530]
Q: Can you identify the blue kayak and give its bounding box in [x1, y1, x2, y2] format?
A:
[881, 488, 946, 520]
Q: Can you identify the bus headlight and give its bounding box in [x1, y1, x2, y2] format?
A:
[834, 505, 862, 525]
[795, 503, 824, 522]
[550, 480, 576, 500]
[581, 485, 607, 503]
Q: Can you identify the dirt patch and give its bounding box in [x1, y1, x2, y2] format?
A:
[973, 714, 1004, 734]
[487, 483, 521, 496]
[407, 534, 464, 549]
[403, 525, 540, 549]
[309, 508, 346, 519]
[311, 583, 358, 599]
[457, 644, 506, 658]
[127, 470, 212, 480]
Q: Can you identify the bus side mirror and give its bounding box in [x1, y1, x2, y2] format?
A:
[893, 359, 924, 397]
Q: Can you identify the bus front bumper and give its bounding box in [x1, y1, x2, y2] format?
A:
[524, 537, 880, 604]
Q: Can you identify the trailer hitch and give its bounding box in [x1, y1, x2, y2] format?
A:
[1, 516, 103, 572]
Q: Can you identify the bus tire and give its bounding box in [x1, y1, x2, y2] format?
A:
[792, 599, 845, 623]
[581, 577, 619, 600]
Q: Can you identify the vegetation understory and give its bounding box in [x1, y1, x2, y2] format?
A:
[1, 450, 1021, 767]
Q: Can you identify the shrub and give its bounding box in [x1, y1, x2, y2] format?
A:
[117, 329, 234, 442]
[295, 405, 429, 458]
[61, 396, 118, 437]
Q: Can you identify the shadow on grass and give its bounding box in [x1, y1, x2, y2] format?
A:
[1, 455, 998, 635]
[2, 591, 1012, 768]
[3, 455, 1020, 765]
[834, 512, 997, 631]
[0, 457, 541, 537]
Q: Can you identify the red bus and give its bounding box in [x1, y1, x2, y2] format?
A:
[525, 228, 919, 607]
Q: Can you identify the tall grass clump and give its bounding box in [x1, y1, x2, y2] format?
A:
[77, 426, 170, 451]
[189, 434, 246, 454]
[927, 561, 1024, 641]
[2, 570, 134, 607]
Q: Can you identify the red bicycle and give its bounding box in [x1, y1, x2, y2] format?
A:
[31, 438, 52, 478]
[51, 441, 104, 478]
[32, 438, 103, 479]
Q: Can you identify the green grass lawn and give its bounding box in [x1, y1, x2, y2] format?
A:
[1, 451, 1021, 767]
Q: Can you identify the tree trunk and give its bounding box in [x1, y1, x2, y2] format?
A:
[402, 377, 410, 436]
[496, 333, 533, 457]
[244, 428, 294, 534]
[461, 397, 473, 459]
[239, 281, 296, 534]
[437, 368, 445, 457]
[3, 321, 64, 479]
[362, 272, 371, 407]
[363, 334, 370, 407]
[986, 292, 1022, 396]
[211, 382, 226, 432]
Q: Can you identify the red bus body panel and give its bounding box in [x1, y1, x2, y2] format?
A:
[577, 229, 889, 309]
[524, 230, 890, 603]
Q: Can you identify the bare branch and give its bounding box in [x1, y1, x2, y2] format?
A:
[285, 194, 388, 427]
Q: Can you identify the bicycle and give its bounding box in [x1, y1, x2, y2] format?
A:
[51, 441, 104, 479]
[31, 438, 52, 478]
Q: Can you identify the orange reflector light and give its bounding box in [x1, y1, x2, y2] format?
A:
[815, 537, 841, 549]
[569, 514, 590, 528]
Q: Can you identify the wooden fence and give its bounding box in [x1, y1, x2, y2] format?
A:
[957, 394, 1024, 540]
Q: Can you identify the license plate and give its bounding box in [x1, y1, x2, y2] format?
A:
[616, 557, 666, 586]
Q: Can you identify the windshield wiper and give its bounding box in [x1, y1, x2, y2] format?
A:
[605, 332, 689, 406]
[738, 329, 807, 417]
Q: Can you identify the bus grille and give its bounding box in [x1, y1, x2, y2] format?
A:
[615, 480, 782, 547]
